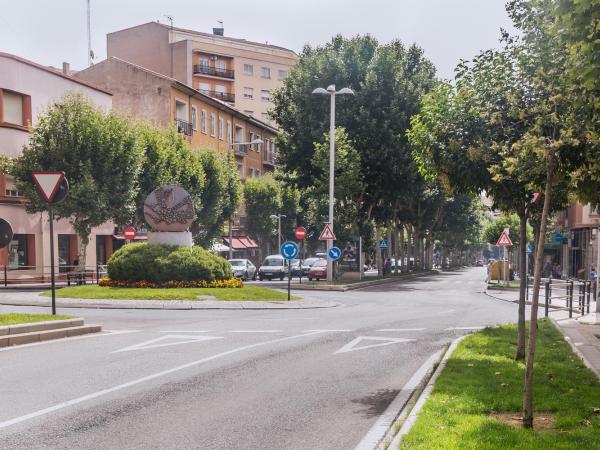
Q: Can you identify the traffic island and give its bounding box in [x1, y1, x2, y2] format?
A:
[292, 270, 438, 291]
[0, 313, 101, 347]
[396, 320, 600, 449]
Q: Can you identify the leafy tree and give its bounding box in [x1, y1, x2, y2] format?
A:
[243, 176, 281, 260]
[482, 214, 533, 247]
[13, 93, 143, 265]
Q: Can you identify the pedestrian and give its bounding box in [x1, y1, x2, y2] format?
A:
[591, 267, 598, 300]
[384, 258, 391, 277]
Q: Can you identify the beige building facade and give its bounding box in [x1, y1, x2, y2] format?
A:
[106, 21, 297, 123]
[557, 203, 600, 280]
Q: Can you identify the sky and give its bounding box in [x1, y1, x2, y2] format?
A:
[0, 0, 515, 80]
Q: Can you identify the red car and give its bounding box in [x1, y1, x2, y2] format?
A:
[308, 259, 327, 281]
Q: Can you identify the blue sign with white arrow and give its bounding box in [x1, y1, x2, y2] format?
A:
[328, 246, 342, 261]
[280, 241, 299, 260]
[526, 243, 533, 254]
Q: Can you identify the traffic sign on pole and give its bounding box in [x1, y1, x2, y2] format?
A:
[328, 246, 341, 261]
[496, 231, 513, 246]
[0, 219, 13, 248]
[280, 241, 299, 260]
[319, 223, 336, 241]
[124, 227, 136, 240]
[32, 172, 65, 203]
[294, 226, 307, 240]
[379, 239, 388, 249]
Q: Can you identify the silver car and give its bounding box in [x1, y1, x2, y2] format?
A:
[229, 259, 257, 281]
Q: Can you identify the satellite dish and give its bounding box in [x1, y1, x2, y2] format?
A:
[0, 219, 14, 248]
[50, 177, 69, 204]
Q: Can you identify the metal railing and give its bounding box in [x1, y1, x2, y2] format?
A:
[1, 264, 108, 287]
[199, 89, 235, 103]
[527, 277, 595, 318]
[193, 65, 235, 79]
[175, 119, 193, 136]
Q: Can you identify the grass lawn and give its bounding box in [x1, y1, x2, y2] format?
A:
[400, 320, 600, 449]
[0, 313, 73, 326]
[487, 281, 521, 289]
[42, 285, 294, 301]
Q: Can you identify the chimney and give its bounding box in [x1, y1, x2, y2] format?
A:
[212, 27, 224, 36]
[62, 62, 70, 75]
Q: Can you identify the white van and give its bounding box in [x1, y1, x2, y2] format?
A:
[258, 255, 287, 281]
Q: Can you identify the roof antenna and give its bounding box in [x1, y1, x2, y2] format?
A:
[87, 0, 94, 66]
[164, 15, 174, 77]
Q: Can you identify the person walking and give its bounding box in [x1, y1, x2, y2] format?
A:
[590, 267, 598, 301]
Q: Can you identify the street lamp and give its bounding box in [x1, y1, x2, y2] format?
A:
[270, 214, 287, 250]
[312, 84, 354, 281]
[227, 138, 264, 259]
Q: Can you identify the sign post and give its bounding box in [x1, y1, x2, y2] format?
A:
[280, 241, 299, 301]
[294, 227, 306, 284]
[32, 172, 68, 315]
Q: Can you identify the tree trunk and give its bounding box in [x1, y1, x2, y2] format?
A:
[523, 151, 555, 428]
[77, 233, 89, 270]
[394, 223, 400, 275]
[375, 227, 382, 277]
[399, 226, 405, 273]
[516, 211, 528, 361]
[387, 225, 393, 276]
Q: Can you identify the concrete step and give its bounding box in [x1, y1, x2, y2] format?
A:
[0, 324, 102, 348]
[0, 318, 85, 336]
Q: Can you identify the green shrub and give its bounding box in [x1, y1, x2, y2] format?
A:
[107, 243, 232, 282]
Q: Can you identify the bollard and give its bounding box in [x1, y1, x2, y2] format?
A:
[544, 281, 549, 318]
[578, 283, 583, 315]
[586, 281, 591, 314]
[3, 265, 6, 287]
[96, 264, 99, 285]
[569, 280, 574, 318]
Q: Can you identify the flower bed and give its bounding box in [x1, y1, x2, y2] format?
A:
[98, 277, 243, 289]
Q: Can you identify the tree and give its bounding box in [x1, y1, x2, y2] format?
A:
[482, 214, 532, 247]
[13, 93, 143, 265]
[243, 176, 281, 260]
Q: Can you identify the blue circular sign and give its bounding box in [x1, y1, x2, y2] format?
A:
[280, 241, 299, 260]
[328, 246, 342, 261]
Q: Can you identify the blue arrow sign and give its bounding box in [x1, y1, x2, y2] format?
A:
[379, 239, 388, 249]
[526, 243, 533, 254]
[280, 241, 299, 260]
[328, 246, 342, 261]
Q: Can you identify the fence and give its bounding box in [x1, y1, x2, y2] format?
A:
[1, 264, 108, 287]
[527, 277, 595, 319]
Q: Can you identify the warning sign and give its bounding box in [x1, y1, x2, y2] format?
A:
[319, 223, 336, 241]
[496, 231, 513, 246]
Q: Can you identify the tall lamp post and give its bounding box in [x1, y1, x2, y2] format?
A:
[270, 214, 287, 250]
[228, 138, 264, 259]
[312, 84, 354, 282]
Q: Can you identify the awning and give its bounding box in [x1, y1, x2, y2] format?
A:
[223, 237, 259, 250]
[112, 234, 148, 240]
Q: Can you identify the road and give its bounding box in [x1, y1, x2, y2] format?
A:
[0, 268, 522, 450]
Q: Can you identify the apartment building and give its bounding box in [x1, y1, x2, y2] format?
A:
[105, 21, 297, 123]
[0, 52, 114, 277]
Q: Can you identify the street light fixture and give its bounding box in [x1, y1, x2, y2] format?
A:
[270, 214, 287, 250]
[226, 139, 265, 259]
[312, 84, 354, 281]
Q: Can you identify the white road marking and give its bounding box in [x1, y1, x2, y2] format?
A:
[335, 336, 415, 354]
[0, 330, 323, 430]
[230, 330, 283, 333]
[113, 335, 223, 353]
[159, 330, 212, 333]
[304, 329, 354, 333]
[445, 326, 485, 331]
[0, 330, 140, 353]
[376, 328, 426, 332]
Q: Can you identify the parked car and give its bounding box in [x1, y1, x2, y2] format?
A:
[301, 257, 322, 277]
[475, 260, 484, 267]
[308, 259, 327, 281]
[258, 255, 287, 281]
[229, 259, 256, 281]
[290, 259, 303, 277]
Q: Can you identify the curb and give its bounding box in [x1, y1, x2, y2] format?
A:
[292, 271, 438, 292]
[387, 335, 467, 449]
[550, 318, 600, 381]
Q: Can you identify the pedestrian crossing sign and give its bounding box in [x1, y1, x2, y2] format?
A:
[496, 231, 513, 246]
[319, 223, 336, 241]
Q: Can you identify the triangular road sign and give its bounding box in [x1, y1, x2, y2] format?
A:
[334, 336, 415, 354]
[319, 223, 336, 241]
[32, 172, 64, 203]
[113, 334, 222, 353]
[496, 230, 513, 246]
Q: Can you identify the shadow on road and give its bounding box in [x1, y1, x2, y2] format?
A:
[351, 388, 400, 418]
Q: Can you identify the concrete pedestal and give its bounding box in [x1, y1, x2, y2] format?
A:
[147, 231, 193, 248]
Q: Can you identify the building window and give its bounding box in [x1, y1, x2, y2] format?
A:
[5, 188, 20, 197]
[235, 125, 244, 145]
[278, 69, 287, 80]
[247, 168, 253, 178]
[218, 117, 224, 140]
[249, 132, 254, 148]
[255, 134, 261, 152]
[243, 87, 254, 99]
[261, 67, 271, 79]
[244, 64, 253, 75]
[227, 120, 233, 145]
[199, 82, 210, 94]
[237, 163, 243, 177]
[2, 90, 30, 127]
[201, 109, 207, 134]
[191, 106, 198, 130]
[210, 113, 216, 137]
[215, 60, 226, 74]
[199, 58, 210, 69]
[7, 234, 33, 268]
[260, 90, 271, 102]
[255, 170, 260, 178]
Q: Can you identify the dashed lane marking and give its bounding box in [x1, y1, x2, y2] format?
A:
[445, 326, 485, 331]
[335, 336, 415, 354]
[113, 335, 223, 353]
[376, 328, 426, 332]
[230, 330, 283, 333]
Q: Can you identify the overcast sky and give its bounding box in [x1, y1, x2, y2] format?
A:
[0, 0, 515, 79]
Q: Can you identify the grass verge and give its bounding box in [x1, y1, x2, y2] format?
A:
[400, 320, 600, 449]
[42, 285, 294, 301]
[0, 313, 72, 326]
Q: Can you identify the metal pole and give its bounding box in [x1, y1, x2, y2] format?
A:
[569, 280, 573, 318]
[278, 215, 282, 250]
[544, 281, 549, 317]
[327, 88, 335, 283]
[49, 206, 56, 315]
[229, 219, 233, 260]
[3, 265, 6, 287]
[287, 259, 291, 301]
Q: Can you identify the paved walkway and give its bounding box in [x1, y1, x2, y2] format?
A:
[486, 287, 600, 380]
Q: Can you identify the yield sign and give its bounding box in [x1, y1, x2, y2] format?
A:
[113, 334, 222, 353]
[32, 172, 64, 203]
[319, 223, 336, 241]
[496, 231, 513, 246]
[334, 336, 415, 354]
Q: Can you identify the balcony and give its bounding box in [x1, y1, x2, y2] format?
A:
[199, 89, 235, 103]
[175, 119, 193, 137]
[193, 64, 235, 79]
[233, 143, 250, 157]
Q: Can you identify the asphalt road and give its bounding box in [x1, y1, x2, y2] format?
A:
[0, 268, 524, 450]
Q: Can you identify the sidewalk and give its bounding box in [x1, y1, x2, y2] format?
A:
[486, 287, 600, 380]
